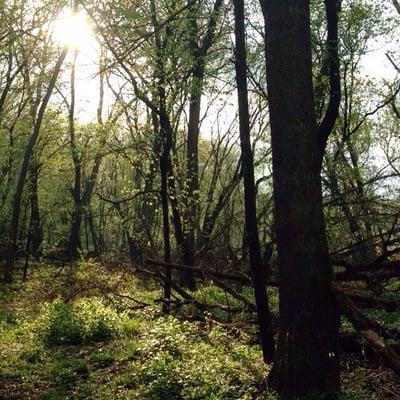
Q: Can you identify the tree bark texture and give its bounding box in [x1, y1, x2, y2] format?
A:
[260, 1, 340, 397]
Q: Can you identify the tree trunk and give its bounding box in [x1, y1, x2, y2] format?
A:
[233, 0, 275, 363]
[29, 164, 42, 256]
[149, 0, 173, 309]
[152, 16, 196, 290]
[4, 48, 67, 283]
[87, 209, 99, 256]
[160, 123, 172, 313]
[184, 66, 202, 285]
[185, 0, 223, 271]
[67, 50, 82, 260]
[260, 1, 340, 397]
[68, 208, 82, 259]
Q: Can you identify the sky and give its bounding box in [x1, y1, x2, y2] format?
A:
[54, 6, 400, 127]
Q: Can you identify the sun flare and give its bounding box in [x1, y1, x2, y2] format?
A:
[53, 9, 94, 51]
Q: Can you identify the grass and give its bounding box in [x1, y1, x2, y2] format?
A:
[0, 261, 399, 399]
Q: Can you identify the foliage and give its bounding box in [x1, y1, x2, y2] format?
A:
[42, 298, 124, 346]
[50, 355, 89, 388]
[0, 264, 398, 399]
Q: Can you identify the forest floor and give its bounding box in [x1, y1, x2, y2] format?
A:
[0, 261, 399, 400]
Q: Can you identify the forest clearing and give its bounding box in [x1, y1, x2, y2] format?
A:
[1, 0, 400, 399]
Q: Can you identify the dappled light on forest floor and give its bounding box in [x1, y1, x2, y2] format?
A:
[0, 262, 399, 399]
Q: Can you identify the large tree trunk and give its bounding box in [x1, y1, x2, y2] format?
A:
[233, 0, 275, 363]
[260, 1, 340, 397]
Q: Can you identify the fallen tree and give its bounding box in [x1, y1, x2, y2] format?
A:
[333, 283, 400, 377]
[141, 258, 400, 378]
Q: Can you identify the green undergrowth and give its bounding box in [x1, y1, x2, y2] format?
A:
[0, 262, 398, 399]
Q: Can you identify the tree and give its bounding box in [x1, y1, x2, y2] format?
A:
[183, 0, 223, 286]
[4, 47, 67, 282]
[259, 0, 341, 397]
[232, 0, 275, 363]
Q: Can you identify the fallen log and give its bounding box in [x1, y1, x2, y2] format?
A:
[333, 255, 400, 273]
[135, 266, 251, 314]
[334, 268, 400, 282]
[155, 298, 248, 313]
[146, 259, 252, 283]
[348, 291, 400, 313]
[149, 258, 400, 285]
[208, 275, 257, 312]
[333, 283, 400, 377]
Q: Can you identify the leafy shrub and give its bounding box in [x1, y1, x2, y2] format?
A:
[113, 352, 183, 399]
[44, 302, 83, 345]
[43, 298, 124, 346]
[339, 389, 373, 400]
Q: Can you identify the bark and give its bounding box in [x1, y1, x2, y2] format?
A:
[159, 117, 173, 312]
[317, 0, 341, 164]
[28, 163, 42, 256]
[260, 1, 340, 397]
[0, 52, 21, 122]
[87, 209, 99, 256]
[185, 2, 204, 275]
[149, 0, 173, 311]
[233, 0, 275, 362]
